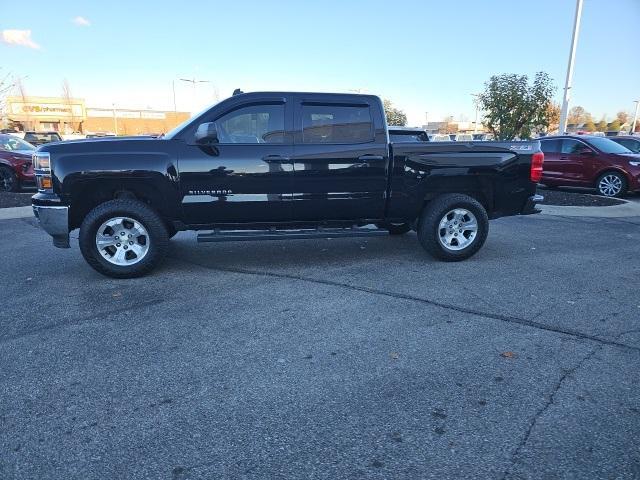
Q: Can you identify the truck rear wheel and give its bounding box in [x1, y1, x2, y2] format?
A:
[79, 199, 169, 278]
[417, 194, 488, 261]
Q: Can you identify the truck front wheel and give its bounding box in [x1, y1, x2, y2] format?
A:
[79, 199, 169, 278]
[417, 194, 489, 261]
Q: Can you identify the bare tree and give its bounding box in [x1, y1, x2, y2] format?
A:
[15, 77, 31, 130]
[61, 79, 78, 133]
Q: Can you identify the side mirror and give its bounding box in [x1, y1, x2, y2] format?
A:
[194, 122, 219, 144]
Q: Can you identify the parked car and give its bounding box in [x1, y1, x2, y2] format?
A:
[539, 135, 640, 197]
[455, 133, 474, 142]
[32, 91, 543, 278]
[388, 127, 429, 143]
[0, 134, 35, 192]
[609, 135, 640, 154]
[430, 134, 452, 142]
[472, 133, 494, 141]
[24, 131, 63, 146]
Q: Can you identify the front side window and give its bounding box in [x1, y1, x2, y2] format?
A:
[216, 104, 285, 144]
[561, 139, 590, 154]
[540, 139, 560, 153]
[302, 104, 373, 144]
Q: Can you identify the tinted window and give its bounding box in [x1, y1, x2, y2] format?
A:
[613, 138, 640, 153]
[216, 104, 285, 144]
[24, 133, 60, 143]
[587, 136, 632, 154]
[302, 104, 373, 144]
[389, 132, 429, 143]
[561, 139, 591, 154]
[540, 139, 560, 153]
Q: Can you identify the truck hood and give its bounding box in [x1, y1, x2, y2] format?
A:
[37, 136, 163, 154]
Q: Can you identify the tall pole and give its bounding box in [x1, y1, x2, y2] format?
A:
[558, 0, 584, 135]
[179, 77, 211, 114]
[631, 100, 639, 135]
[112, 103, 118, 135]
[172, 80, 177, 113]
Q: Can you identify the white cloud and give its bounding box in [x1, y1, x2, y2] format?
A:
[72, 16, 91, 27]
[1, 30, 41, 49]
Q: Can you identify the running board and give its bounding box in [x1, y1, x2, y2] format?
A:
[197, 227, 388, 243]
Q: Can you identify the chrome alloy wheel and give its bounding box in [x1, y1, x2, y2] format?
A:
[598, 174, 623, 197]
[95, 216, 150, 266]
[438, 208, 478, 251]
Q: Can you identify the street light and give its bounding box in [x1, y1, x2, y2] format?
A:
[179, 77, 211, 114]
[558, 0, 584, 135]
[631, 100, 639, 135]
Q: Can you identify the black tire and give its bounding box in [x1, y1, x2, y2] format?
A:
[417, 193, 489, 261]
[79, 199, 169, 278]
[387, 223, 411, 235]
[377, 222, 411, 235]
[0, 165, 19, 192]
[596, 171, 627, 198]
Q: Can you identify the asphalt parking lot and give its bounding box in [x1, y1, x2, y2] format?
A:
[1, 212, 639, 479]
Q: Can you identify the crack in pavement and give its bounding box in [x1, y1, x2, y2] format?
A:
[171, 256, 640, 353]
[500, 345, 602, 480]
[0, 298, 165, 344]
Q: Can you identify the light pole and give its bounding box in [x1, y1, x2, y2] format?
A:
[471, 94, 480, 133]
[558, 0, 584, 135]
[179, 77, 211, 114]
[631, 100, 639, 135]
[112, 103, 118, 135]
[172, 80, 177, 113]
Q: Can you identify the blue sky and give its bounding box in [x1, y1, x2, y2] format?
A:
[1, 0, 638, 125]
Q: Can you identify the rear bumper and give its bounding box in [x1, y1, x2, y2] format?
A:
[520, 194, 543, 215]
[32, 204, 70, 248]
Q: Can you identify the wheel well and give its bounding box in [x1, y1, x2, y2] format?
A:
[595, 168, 630, 187]
[69, 181, 169, 230]
[424, 190, 490, 214]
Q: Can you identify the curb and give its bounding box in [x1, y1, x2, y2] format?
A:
[0, 206, 33, 220]
[539, 197, 640, 218]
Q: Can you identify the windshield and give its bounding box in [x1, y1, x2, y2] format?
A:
[587, 136, 632, 154]
[0, 135, 35, 151]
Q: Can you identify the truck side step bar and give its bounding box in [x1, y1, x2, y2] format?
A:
[197, 227, 388, 243]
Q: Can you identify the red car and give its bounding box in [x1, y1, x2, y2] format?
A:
[539, 135, 640, 197]
[0, 134, 36, 192]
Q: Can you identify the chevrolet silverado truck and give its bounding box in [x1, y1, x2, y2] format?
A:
[32, 91, 544, 278]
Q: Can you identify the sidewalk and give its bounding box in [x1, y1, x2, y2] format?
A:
[540, 199, 640, 218]
[0, 206, 33, 221]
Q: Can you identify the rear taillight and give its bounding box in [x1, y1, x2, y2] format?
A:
[530, 152, 544, 183]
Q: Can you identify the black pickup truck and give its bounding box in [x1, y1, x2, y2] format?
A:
[32, 91, 543, 278]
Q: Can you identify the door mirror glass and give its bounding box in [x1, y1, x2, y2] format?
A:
[194, 122, 219, 144]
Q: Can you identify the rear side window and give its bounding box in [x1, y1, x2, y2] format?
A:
[301, 104, 373, 144]
[540, 139, 560, 153]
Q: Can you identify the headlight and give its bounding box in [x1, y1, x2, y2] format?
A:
[33, 152, 53, 192]
[33, 152, 51, 172]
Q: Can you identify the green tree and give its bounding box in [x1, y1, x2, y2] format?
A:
[596, 119, 608, 132]
[477, 72, 556, 140]
[608, 119, 621, 131]
[383, 99, 407, 126]
[584, 120, 596, 132]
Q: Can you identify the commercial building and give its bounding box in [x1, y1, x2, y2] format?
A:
[3, 96, 190, 136]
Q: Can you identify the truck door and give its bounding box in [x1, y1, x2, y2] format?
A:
[176, 99, 293, 225]
[291, 96, 388, 221]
